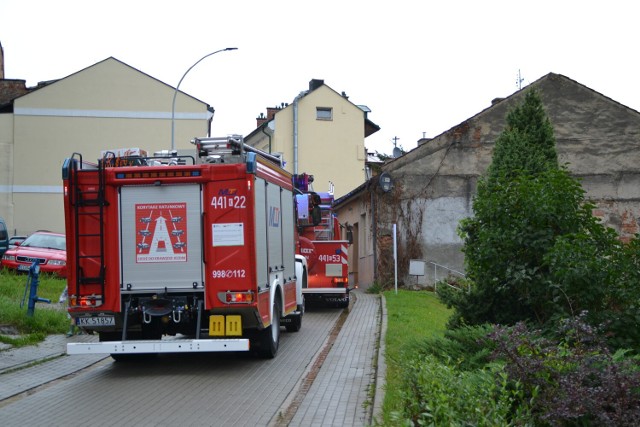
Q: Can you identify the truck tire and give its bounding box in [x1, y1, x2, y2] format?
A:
[258, 298, 281, 358]
[285, 295, 304, 332]
[338, 294, 350, 309]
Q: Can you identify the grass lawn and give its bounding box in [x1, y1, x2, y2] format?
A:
[381, 289, 452, 424]
[0, 269, 69, 346]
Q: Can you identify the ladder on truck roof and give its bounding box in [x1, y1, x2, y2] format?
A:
[192, 135, 284, 168]
[67, 153, 107, 299]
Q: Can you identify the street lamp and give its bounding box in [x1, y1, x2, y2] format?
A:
[171, 47, 238, 150]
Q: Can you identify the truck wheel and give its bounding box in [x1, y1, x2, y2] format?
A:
[338, 295, 350, 309]
[285, 295, 304, 332]
[258, 298, 281, 358]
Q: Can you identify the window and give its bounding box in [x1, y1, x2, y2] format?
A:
[316, 107, 332, 121]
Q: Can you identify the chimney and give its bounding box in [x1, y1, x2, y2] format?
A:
[256, 112, 267, 128]
[0, 79, 28, 105]
[266, 106, 280, 120]
[309, 79, 324, 91]
[256, 106, 283, 128]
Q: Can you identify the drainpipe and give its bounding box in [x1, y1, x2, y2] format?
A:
[371, 188, 377, 280]
[293, 97, 299, 174]
[293, 92, 304, 175]
[261, 121, 272, 154]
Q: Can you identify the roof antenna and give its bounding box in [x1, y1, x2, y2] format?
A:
[516, 69, 524, 90]
[392, 136, 402, 158]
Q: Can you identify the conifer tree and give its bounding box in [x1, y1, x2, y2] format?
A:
[487, 89, 558, 182]
[448, 90, 615, 326]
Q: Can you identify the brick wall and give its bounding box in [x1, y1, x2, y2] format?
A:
[0, 79, 28, 105]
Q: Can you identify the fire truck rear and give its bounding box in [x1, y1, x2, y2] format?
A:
[62, 136, 305, 360]
[294, 174, 352, 308]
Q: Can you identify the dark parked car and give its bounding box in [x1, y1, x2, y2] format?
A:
[0, 217, 7, 259]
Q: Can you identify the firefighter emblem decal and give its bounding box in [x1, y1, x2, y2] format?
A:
[135, 203, 187, 263]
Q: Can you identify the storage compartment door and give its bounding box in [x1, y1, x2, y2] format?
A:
[120, 184, 203, 292]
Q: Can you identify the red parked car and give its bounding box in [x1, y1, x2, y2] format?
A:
[1, 231, 67, 277]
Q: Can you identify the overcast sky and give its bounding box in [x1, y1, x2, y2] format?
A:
[1, 0, 638, 154]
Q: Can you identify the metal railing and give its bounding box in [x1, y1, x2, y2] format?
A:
[428, 262, 468, 292]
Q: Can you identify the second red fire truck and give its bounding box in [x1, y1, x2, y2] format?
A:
[293, 174, 352, 308]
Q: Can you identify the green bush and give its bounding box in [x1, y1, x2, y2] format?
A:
[488, 315, 640, 426]
[366, 281, 384, 294]
[406, 324, 495, 371]
[390, 354, 532, 426]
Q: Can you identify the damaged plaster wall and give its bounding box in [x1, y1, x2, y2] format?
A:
[383, 73, 640, 286]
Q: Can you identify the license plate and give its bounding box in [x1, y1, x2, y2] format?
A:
[17, 264, 30, 271]
[76, 316, 115, 326]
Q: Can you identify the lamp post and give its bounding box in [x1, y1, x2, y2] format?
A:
[171, 47, 238, 150]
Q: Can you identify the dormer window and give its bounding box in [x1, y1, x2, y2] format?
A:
[316, 107, 332, 121]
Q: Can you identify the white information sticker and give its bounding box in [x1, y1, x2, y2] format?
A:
[212, 223, 244, 247]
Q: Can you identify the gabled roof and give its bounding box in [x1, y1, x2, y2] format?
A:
[384, 72, 640, 166]
[247, 79, 380, 139]
[335, 72, 640, 206]
[2, 57, 211, 110]
[306, 79, 381, 138]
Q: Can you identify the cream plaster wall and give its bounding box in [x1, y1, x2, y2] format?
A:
[3, 58, 212, 235]
[270, 85, 367, 199]
[0, 113, 14, 233]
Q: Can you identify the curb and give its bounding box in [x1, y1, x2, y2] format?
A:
[372, 294, 387, 425]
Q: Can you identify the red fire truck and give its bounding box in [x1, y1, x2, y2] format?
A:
[293, 174, 352, 308]
[63, 136, 305, 360]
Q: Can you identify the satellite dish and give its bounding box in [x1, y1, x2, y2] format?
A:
[392, 147, 402, 158]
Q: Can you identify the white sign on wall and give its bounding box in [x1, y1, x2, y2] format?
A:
[409, 259, 426, 276]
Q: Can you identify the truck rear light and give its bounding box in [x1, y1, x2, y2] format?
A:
[75, 295, 103, 307]
[219, 291, 254, 304]
[332, 277, 349, 287]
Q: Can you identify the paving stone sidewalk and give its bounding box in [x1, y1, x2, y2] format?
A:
[0, 334, 106, 401]
[282, 291, 386, 427]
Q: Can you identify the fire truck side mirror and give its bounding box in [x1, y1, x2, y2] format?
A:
[346, 229, 353, 244]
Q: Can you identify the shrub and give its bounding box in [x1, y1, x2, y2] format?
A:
[390, 354, 532, 426]
[488, 314, 640, 426]
[406, 324, 495, 371]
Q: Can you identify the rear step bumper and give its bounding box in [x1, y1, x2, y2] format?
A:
[67, 338, 250, 355]
[302, 287, 349, 294]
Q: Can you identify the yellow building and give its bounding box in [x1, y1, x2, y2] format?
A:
[244, 79, 380, 198]
[0, 56, 212, 235]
